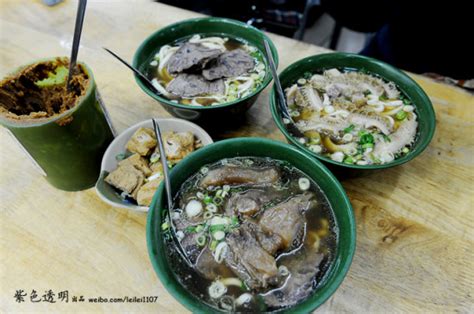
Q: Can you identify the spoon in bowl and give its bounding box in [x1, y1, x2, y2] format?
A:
[263, 39, 305, 138]
[152, 118, 192, 267]
[103, 47, 161, 95]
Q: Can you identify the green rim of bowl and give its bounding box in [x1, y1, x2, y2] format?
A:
[270, 52, 436, 170]
[133, 17, 279, 110]
[146, 137, 356, 313]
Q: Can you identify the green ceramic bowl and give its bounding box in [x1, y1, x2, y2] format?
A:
[147, 137, 356, 313]
[270, 52, 436, 176]
[133, 17, 278, 124]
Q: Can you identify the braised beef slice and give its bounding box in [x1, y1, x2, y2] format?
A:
[202, 49, 255, 80]
[244, 220, 283, 255]
[225, 189, 273, 217]
[166, 42, 221, 74]
[195, 247, 234, 280]
[225, 221, 279, 289]
[200, 166, 279, 188]
[263, 250, 324, 308]
[259, 193, 313, 250]
[166, 74, 224, 97]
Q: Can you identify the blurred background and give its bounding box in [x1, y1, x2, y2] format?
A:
[155, 0, 472, 86]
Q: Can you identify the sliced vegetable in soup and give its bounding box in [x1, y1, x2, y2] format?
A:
[161, 157, 338, 312]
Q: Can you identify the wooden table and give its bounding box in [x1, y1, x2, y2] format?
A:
[1, 1, 473, 312]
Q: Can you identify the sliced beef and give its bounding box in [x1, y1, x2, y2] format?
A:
[202, 49, 255, 80]
[166, 74, 225, 98]
[259, 193, 314, 250]
[195, 247, 234, 280]
[166, 42, 221, 74]
[225, 189, 269, 217]
[244, 220, 283, 255]
[225, 221, 279, 289]
[200, 166, 279, 188]
[263, 250, 324, 309]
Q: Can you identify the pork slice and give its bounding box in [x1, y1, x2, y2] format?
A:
[225, 222, 279, 290]
[259, 193, 313, 250]
[202, 49, 255, 80]
[166, 74, 225, 98]
[166, 42, 221, 74]
[199, 166, 279, 188]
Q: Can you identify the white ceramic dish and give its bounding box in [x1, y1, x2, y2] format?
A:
[95, 118, 213, 212]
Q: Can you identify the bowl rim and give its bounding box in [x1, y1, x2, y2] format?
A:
[146, 137, 356, 313]
[132, 17, 279, 110]
[269, 52, 437, 170]
[95, 117, 214, 212]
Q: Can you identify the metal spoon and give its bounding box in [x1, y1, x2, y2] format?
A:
[152, 119, 192, 267]
[263, 39, 305, 138]
[103, 47, 160, 95]
[66, 0, 87, 91]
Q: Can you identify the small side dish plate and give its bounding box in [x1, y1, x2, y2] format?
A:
[95, 118, 213, 212]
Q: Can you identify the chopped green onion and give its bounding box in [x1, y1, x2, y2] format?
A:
[403, 98, 411, 106]
[161, 222, 170, 231]
[115, 153, 126, 161]
[206, 203, 218, 213]
[203, 211, 213, 219]
[150, 152, 160, 163]
[363, 90, 371, 96]
[402, 147, 410, 154]
[362, 143, 374, 149]
[210, 240, 218, 251]
[213, 196, 223, 205]
[223, 185, 230, 192]
[395, 110, 407, 121]
[344, 124, 355, 133]
[196, 235, 207, 247]
[200, 167, 209, 174]
[196, 192, 205, 199]
[231, 216, 239, 227]
[210, 224, 226, 233]
[382, 134, 392, 142]
[203, 196, 213, 204]
[213, 230, 226, 241]
[343, 156, 355, 164]
[215, 190, 223, 197]
[185, 226, 197, 233]
[359, 133, 375, 144]
[380, 94, 388, 101]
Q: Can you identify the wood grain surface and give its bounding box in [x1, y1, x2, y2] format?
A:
[1, 0, 473, 313]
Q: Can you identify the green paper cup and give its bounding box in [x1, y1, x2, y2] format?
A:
[0, 57, 115, 191]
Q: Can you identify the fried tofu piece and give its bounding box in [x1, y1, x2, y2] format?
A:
[105, 164, 145, 199]
[126, 127, 157, 156]
[118, 153, 152, 176]
[157, 131, 195, 163]
[150, 161, 164, 174]
[137, 178, 163, 206]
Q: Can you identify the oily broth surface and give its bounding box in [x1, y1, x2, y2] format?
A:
[161, 157, 338, 312]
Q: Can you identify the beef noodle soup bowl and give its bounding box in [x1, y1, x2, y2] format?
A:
[133, 18, 278, 124]
[270, 53, 436, 176]
[147, 138, 355, 312]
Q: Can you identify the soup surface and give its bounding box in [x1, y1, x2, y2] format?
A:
[284, 68, 418, 165]
[145, 34, 266, 106]
[161, 157, 338, 312]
